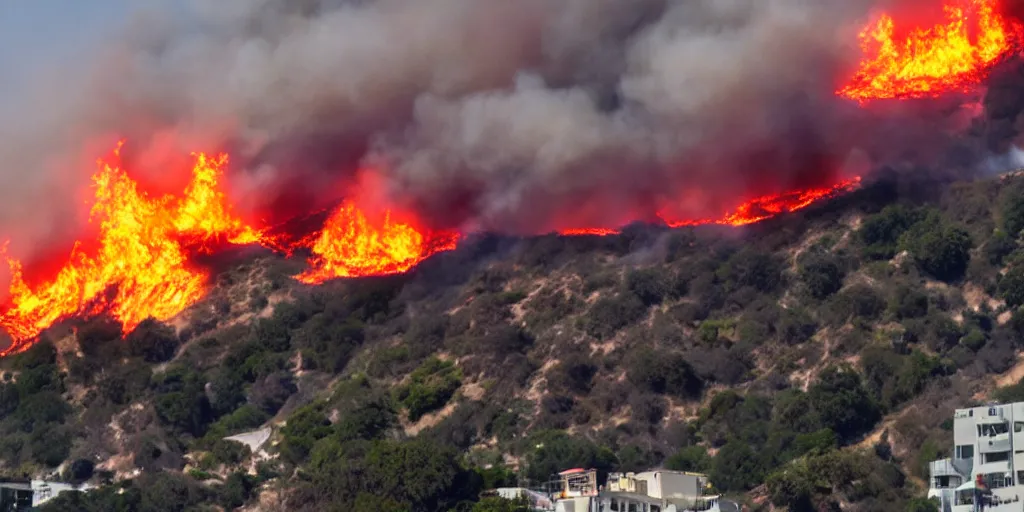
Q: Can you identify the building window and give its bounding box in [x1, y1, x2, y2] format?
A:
[979, 423, 1009, 437]
[987, 473, 1009, 489]
[984, 451, 1010, 463]
[936, 476, 950, 488]
[956, 445, 974, 459]
[1016, 422, 1024, 433]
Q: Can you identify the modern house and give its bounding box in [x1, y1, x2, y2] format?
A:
[481, 487, 556, 511]
[552, 468, 722, 512]
[0, 482, 33, 512]
[927, 402, 1024, 511]
[0, 479, 94, 510]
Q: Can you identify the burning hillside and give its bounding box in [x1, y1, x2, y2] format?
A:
[1, 0, 1023, 354]
[0, 144, 859, 356]
[839, 0, 1024, 100]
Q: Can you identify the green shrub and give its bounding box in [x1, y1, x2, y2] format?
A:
[583, 293, 647, 340]
[626, 267, 671, 306]
[901, 221, 972, 281]
[626, 348, 704, 399]
[717, 249, 785, 293]
[1000, 263, 1024, 307]
[394, 358, 462, 422]
[211, 439, 252, 465]
[860, 205, 926, 260]
[664, 446, 711, 472]
[999, 180, 1024, 236]
[126, 319, 179, 363]
[799, 253, 845, 299]
[808, 366, 881, 443]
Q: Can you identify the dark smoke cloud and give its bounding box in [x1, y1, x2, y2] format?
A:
[0, 0, 988, 255]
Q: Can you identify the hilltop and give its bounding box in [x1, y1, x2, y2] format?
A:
[3, 166, 1024, 511]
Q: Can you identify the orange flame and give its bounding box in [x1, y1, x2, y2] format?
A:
[560, 228, 620, 237]
[295, 201, 460, 284]
[838, 0, 1023, 101]
[0, 145, 261, 355]
[0, 144, 860, 354]
[559, 177, 862, 236]
[663, 177, 863, 228]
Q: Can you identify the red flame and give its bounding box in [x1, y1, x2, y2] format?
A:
[0, 143, 862, 355]
[839, 0, 1024, 101]
[295, 201, 460, 284]
[0, 144, 259, 353]
[558, 178, 862, 237]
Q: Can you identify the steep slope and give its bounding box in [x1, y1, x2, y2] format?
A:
[6, 165, 1024, 511]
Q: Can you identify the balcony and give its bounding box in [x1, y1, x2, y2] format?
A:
[980, 432, 1012, 454]
[933, 458, 962, 477]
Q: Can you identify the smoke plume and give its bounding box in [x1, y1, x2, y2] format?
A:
[0, 0, 986, 257]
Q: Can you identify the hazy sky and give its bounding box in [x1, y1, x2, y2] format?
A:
[0, 2, 180, 99]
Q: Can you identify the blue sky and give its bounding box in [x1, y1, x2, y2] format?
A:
[0, 2, 175, 96]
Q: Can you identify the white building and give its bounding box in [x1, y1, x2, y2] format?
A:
[927, 402, 1024, 511]
[553, 468, 721, 512]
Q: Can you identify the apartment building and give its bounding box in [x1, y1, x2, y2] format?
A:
[927, 402, 1024, 511]
[552, 468, 722, 512]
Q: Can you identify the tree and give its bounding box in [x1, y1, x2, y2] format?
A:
[525, 431, 617, 483]
[473, 496, 531, 512]
[710, 439, 764, 491]
[902, 223, 972, 281]
[219, 472, 256, 510]
[626, 348, 703, 400]
[905, 497, 939, 512]
[999, 181, 1024, 236]
[550, 353, 598, 394]
[584, 293, 647, 340]
[65, 458, 95, 484]
[859, 205, 925, 259]
[626, 267, 671, 306]
[664, 446, 711, 472]
[310, 439, 471, 512]
[799, 253, 845, 299]
[1000, 263, 1024, 307]
[394, 358, 462, 422]
[808, 366, 881, 443]
[718, 249, 785, 293]
[152, 368, 213, 436]
[336, 400, 396, 442]
[126, 319, 179, 363]
[766, 461, 819, 512]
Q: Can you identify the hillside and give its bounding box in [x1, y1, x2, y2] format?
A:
[2, 165, 1024, 511]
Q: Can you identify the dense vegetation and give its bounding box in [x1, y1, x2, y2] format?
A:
[14, 83, 1024, 509]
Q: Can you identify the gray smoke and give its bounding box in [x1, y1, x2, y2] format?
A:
[0, 0, 969, 259]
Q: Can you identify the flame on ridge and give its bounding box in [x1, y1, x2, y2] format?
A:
[0, 143, 262, 354]
[0, 143, 862, 355]
[838, 0, 1024, 101]
[558, 177, 862, 237]
[295, 202, 460, 284]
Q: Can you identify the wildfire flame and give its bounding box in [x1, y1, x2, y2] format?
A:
[558, 177, 862, 237]
[838, 0, 1024, 101]
[0, 147, 465, 355]
[295, 202, 460, 284]
[0, 144, 260, 353]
